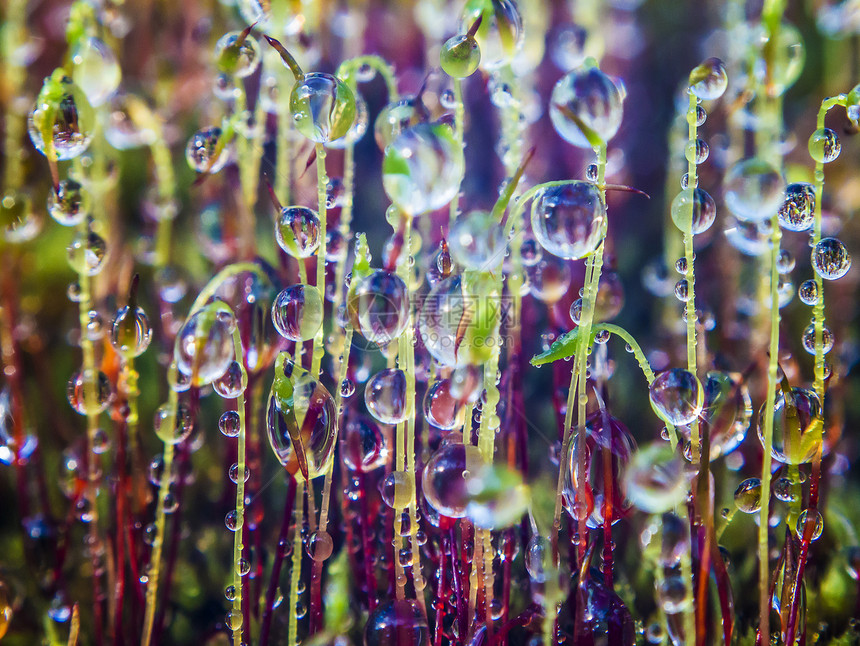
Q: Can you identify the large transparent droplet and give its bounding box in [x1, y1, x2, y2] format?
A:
[649, 369, 703, 426]
[531, 181, 605, 259]
[422, 439, 485, 519]
[272, 284, 323, 342]
[550, 67, 624, 148]
[347, 270, 410, 346]
[724, 158, 785, 223]
[173, 305, 235, 386]
[365, 369, 409, 425]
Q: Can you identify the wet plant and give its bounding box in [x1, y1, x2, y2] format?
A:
[1, 0, 860, 645]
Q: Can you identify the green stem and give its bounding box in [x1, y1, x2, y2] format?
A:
[310, 143, 328, 378]
[448, 78, 464, 228]
[288, 481, 304, 646]
[229, 325, 249, 646]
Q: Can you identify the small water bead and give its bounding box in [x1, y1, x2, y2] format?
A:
[220, 411, 241, 437]
[174, 306, 235, 386]
[213, 361, 247, 399]
[67, 369, 112, 415]
[382, 123, 465, 215]
[679, 173, 694, 189]
[225, 510, 243, 532]
[808, 127, 841, 163]
[684, 138, 709, 165]
[801, 323, 834, 355]
[569, 298, 582, 324]
[228, 462, 250, 484]
[778, 183, 815, 232]
[525, 534, 549, 582]
[796, 509, 824, 541]
[380, 470, 414, 509]
[67, 228, 107, 276]
[373, 96, 427, 150]
[733, 478, 762, 513]
[798, 279, 819, 305]
[670, 188, 716, 235]
[347, 270, 410, 345]
[531, 181, 605, 259]
[624, 442, 688, 514]
[185, 127, 229, 173]
[153, 402, 194, 445]
[276, 206, 321, 258]
[71, 37, 121, 107]
[698, 371, 752, 459]
[465, 463, 529, 529]
[365, 369, 409, 425]
[422, 440, 485, 518]
[528, 255, 572, 304]
[271, 284, 323, 343]
[306, 530, 334, 561]
[584, 163, 599, 182]
[812, 237, 851, 280]
[673, 279, 689, 302]
[459, 0, 523, 70]
[751, 21, 805, 95]
[236, 558, 251, 576]
[695, 105, 707, 126]
[423, 379, 466, 430]
[550, 24, 588, 70]
[449, 210, 506, 269]
[28, 76, 95, 160]
[290, 72, 356, 144]
[674, 257, 687, 274]
[342, 416, 387, 472]
[440, 33, 481, 78]
[0, 190, 39, 244]
[688, 57, 728, 100]
[339, 378, 355, 399]
[550, 66, 624, 148]
[776, 249, 795, 274]
[649, 368, 703, 426]
[773, 477, 796, 502]
[758, 387, 822, 464]
[48, 179, 88, 226]
[658, 576, 690, 615]
[111, 305, 152, 358]
[724, 158, 785, 223]
[267, 359, 337, 480]
[214, 31, 261, 78]
[364, 599, 429, 646]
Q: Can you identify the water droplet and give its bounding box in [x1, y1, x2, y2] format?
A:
[798, 279, 819, 305]
[796, 508, 823, 541]
[550, 67, 624, 148]
[342, 416, 387, 472]
[684, 138, 709, 165]
[276, 206, 320, 258]
[66, 369, 112, 415]
[777, 182, 815, 232]
[649, 368, 703, 426]
[380, 470, 414, 509]
[347, 270, 410, 346]
[449, 210, 507, 269]
[365, 369, 409, 425]
[531, 181, 605, 259]
[111, 305, 152, 358]
[688, 57, 727, 100]
[808, 127, 841, 163]
[624, 442, 688, 514]
[71, 37, 121, 107]
[48, 179, 89, 226]
[733, 477, 762, 513]
[28, 76, 95, 160]
[758, 387, 822, 464]
[153, 402, 194, 445]
[802, 322, 834, 355]
[364, 599, 428, 646]
[724, 158, 785, 223]
[440, 33, 481, 78]
[214, 31, 261, 78]
[670, 188, 716, 234]
[185, 126, 229, 173]
[306, 530, 334, 561]
[812, 237, 851, 280]
[174, 305, 235, 387]
[272, 284, 324, 342]
[291, 73, 356, 144]
[67, 228, 107, 276]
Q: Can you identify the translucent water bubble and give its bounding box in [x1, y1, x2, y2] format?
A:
[777, 249, 795, 273]
[751, 22, 805, 96]
[671, 188, 716, 235]
[777, 182, 815, 232]
[347, 270, 410, 345]
[48, 179, 89, 226]
[441, 33, 481, 78]
[71, 37, 121, 107]
[364, 599, 429, 646]
[306, 530, 333, 561]
[267, 358, 337, 480]
[758, 387, 822, 464]
[111, 306, 152, 358]
[798, 279, 819, 305]
[174, 306, 235, 387]
[659, 576, 689, 614]
[449, 210, 506, 269]
[459, 0, 524, 70]
[684, 138, 709, 165]
[525, 534, 549, 582]
[550, 67, 624, 148]
[550, 24, 588, 71]
[325, 92, 369, 149]
[423, 379, 466, 430]
[373, 96, 427, 150]
[380, 471, 414, 510]
[531, 181, 605, 259]
[796, 509, 823, 541]
[382, 123, 465, 216]
[563, 412, 636, 528]
[275, 206, 320, 258]
[659, 512, 689, 566]
[271, 285, 323, 342]
[808, 127, 841, 163]
[215, 31, 262, 78]
[673, 279, 689, 302]
[649, 369, 703, 426]
[812, 237, 851, 280]
[28, 76, 95, 160]
[465, 463, 529, 529]
[153, 402, 194, 445]
[418, 275, 467, 367]
[724, 158, 785, 223]
[67, 369, 112, 415]
[801, 323, 834, 355]
[365, 369, 409, 425]
[185, 127, 229, 173]
[219, 410, 241, 437]
[67, 229, 107, 276]
[623, 442, 688, 514]
[213, 360, 247, 399]
[688, 57, 728, 100]
[422, 439, 485, 518]
[773, 477, 795, 502]
[724, 220, 768, 256]
[697, 371, 751, 459]
[291, 73, 356, 144]
[528, 255, 572, 304]
[0, 191, 39, 244]
[342, 416, 387, 472]
[733, 477, 762, 513]
[450, 365, 483, 402]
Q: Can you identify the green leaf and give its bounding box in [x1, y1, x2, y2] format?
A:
[529, 327, 590, 366]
